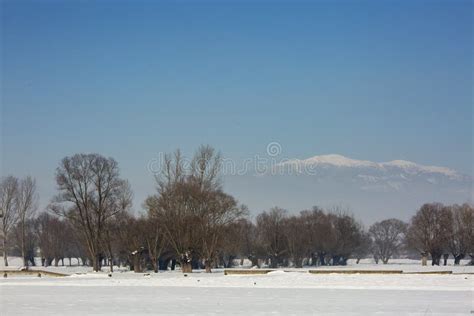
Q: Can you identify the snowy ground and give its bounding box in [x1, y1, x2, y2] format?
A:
[1, 257, 473, 315]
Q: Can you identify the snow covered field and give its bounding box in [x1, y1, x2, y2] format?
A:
[1, 258, 473, 315]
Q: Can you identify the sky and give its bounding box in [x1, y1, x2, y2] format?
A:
[1, 0, 472, 217]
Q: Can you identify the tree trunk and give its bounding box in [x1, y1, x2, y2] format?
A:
[421, 254, 427, 266]
[132, 255, 142, 273]
[310, 253, 318, 266]
[109, 257, 114, 273]
[182, 262, 192, 273]
[92, 255, 100, 272]
[319, 253, 326, 266]
[205, 260, 212, 273]
[227, 255, 235, 268]
[453, 254, 464, 265]
[151, 258, 158, 273]
[431, 253, 441, 266]
[269, 256, 278, 268]
[21, 223, 27, 268]
[180, 252, 192, 273]
[443, 254, 449, 266]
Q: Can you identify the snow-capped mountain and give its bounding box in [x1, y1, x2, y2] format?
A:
[275, 154, 459, 177]
[224, 154, 472, 222]
[271, 154, 467, 185]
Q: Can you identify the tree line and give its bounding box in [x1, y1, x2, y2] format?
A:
[1, 146, 473, 272]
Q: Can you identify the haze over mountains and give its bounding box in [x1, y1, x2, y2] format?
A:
[224, 154, 472, 224]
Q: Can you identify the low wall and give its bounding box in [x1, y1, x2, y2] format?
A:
[1, 269, 69, 277]
[224, 269, 460, 275]
[403, 271, 452, 275]
[224, 269, 275, 275]
[309, 270, 403, 274]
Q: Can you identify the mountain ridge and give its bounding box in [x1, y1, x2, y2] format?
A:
[275, 154, 465, 179]
[225, 154, 472, 222]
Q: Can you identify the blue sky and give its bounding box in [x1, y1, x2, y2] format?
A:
[1, 0, 472, 213]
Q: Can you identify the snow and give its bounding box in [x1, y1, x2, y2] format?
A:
[1, 284, 472, 315]
[303, 154, 379, 168]
[381, 160, 459, 178]
[276, 154, 463, 179]
[1, 258, 473, 315]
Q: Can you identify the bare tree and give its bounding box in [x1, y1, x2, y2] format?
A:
[113, 214, 147, 272]
[102, 191, 133, 272]
[142, 215, 167, 273]
[257, 207, 288, 268]
[15, 176, 38, 268]
[369, 218, 408, 264]
[218, 220, 246, 268]
[62, 220, 84, 266]
[147, 145, 243, 273]
[282, 215, 307, 268]
[232, 218, 263, 267]
[353, 231, 372, 264]
[198, 190, 246, 272]
[12, 218, 37, 266]
[145, 151, 200, 273]
[407, 203, 452, 266]
[0, 176, 19, 266]
[327, 211, 363, 265]
[35, 212, 68, 266]
[51, 153, 133, 271]
[190, 145, 221, 191]
[448, 203, 474, 264]
[300, 207, 334, 266]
